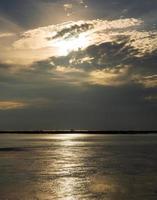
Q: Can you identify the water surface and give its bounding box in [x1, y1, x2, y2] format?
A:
[0, 134, 157, 200]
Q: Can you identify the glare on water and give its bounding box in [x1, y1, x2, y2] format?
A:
[0, 134, 157, 200]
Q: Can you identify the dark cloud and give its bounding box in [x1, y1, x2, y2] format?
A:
[0, 80, 156, 130]
[49, 22, 94, 40]
[43, 36, 147, 73]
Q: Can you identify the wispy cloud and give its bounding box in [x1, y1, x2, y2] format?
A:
[55, 66, 84, 73]
[64, 4, 73, 16]
[145, 95, 157, 101]
[0, 32, 15, 38]
[0, 101, 28, 110]
[88, 66, 129, 86]
[133, 74, 157, 88]
[63, 0, 88, 16]
[0, 98, 51, 111]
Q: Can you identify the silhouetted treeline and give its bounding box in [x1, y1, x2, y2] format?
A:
[0, 130, 156, 134]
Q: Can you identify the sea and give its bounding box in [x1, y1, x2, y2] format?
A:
[0, 133, 157, 200]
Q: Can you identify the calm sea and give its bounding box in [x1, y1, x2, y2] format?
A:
[0, 134, 157, 200]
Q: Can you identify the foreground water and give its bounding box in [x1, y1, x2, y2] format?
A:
[0, 134, 157, 200]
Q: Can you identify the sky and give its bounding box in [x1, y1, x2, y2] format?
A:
[0, 0, 157, 130]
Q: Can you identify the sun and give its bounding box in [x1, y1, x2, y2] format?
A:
[54, 33, 89, 56]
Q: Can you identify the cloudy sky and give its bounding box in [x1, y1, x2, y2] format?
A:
[0, 0, 157, 130]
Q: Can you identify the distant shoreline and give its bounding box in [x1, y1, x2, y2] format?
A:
[0, 130, 156, 134]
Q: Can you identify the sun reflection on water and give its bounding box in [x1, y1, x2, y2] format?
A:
[0, 134, 157, 199]
[52, 134, 84, 199]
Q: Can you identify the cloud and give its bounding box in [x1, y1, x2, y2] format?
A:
[0, 98, 51, 111]
[13, 18, 142, 50]
[0, 101, 28, 110]
[145, 95, 157, 101]
[145, 95, 157, 103]
[64, 4, 73, 16]
[23, 32, 156, 88]
[88, 66, 129, 86]
[0, 32, 15, 38]
[10, 19, 139, 59]
[133, 74, 157, 88]
[0, 17, 157, 90]
[1, 17, 157, 67]
[63, 0, 88, 16]
[55, 66, 84, 73]
[50, 22, 94, 40]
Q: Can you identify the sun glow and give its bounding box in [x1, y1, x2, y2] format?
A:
[54, 33, 89, 56]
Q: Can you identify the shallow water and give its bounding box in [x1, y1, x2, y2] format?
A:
[0, 134, 157, 200]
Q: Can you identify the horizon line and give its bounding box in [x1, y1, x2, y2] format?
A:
[0, 130, 157, 134]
